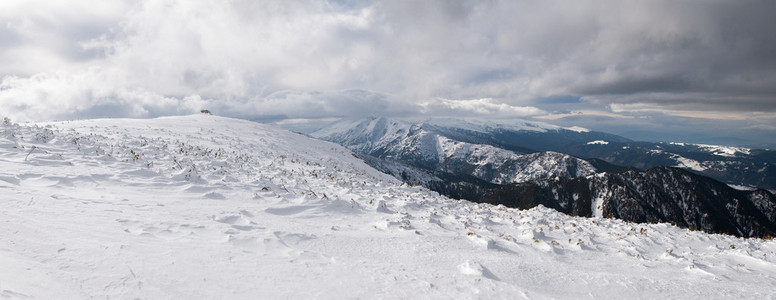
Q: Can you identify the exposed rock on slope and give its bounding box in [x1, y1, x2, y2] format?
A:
[485, 167, 776, 237]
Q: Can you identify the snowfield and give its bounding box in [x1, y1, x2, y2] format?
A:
[1, 115, 775, 299]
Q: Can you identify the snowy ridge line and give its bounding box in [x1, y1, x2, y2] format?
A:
[1, 115, 775, 298]
[435, 136, 596, 184]
[313, 117, 599, 187]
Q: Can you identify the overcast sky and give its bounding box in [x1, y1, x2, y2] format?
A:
[1, 0, 775, 147]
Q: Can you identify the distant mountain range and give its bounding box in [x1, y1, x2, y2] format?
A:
[311, 117, 621, 183]
[312, 117, 776, 190]
[561, 141, 776, 191]
[311, 117, 776, 237]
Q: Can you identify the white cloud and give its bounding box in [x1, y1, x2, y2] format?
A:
[609, 102, 776, 122]
[535, 110, 633, 120]
[0, 69, 205, 121]
[0, 0, 129, 76]
[419, 98, 544, 118]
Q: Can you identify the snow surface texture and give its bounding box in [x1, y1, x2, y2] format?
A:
[1, 115, 776, 298]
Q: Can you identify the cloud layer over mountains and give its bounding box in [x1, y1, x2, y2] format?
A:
[1, 0, 774, 145]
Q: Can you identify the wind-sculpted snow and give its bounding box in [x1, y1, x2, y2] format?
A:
[2, 115, 776, 298]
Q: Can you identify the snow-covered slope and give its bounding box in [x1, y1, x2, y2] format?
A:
[2, 115, 776, 298]
[436, 136, 595, 184]
[308, 117, 412, 155]
[311, 117, 598, 185]
[310, 117, 625, 155]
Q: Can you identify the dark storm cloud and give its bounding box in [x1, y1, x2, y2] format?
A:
[524, 4, 770, 94]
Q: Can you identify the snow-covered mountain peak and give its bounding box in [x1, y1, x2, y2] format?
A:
[433, 136, 597, 184]
[313, 116, 600, 186]
[310, 117, 412, 154]
[311, 116, 408, 138]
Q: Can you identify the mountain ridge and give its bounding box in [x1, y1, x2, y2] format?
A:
[311, 117, 604, 185]
[313, 117, 776, 237]
[313, 117, 776, 190]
